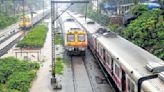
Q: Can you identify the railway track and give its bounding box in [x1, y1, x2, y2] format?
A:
[90, 48, 117, 92]
[0, 31, 24, 57]
[0, 31, 19, 44]
[70, 56, 95, 92]
[0, 24, 19, 44]
[0, 13, 50, 57]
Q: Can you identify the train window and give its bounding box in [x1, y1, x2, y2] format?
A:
[114, 62, 120, 78]
[65, 18, 74, 22]
[106, 54, 112, 67]
[131, 83, 135, 92]
[100, 45, 103, 56]
[21, 17, 30, 22]
[78, 35, 85, 42]
[70, 28, 80, 30]
[127, 78, 135, 92]
[115, 64, 120, 77]
[100, 46, 103, 56]
[127, 79, 131, 91]
[96, 42, 99, 52]
[25, 18, 30, 22]
[67, 34, 75, 42]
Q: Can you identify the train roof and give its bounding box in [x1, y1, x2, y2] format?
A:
[70, 12, 164, 91]
[97, 31, 164, 91]
[20, 9, 50, 19]
[61, 13, 82, 33]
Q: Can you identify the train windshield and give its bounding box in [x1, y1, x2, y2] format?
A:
[67, 34, 75, 42]
[20, 16, 30, 22]
[65, 18, 74, 22]
[78, 35, 85, 42]
[20, 18, 30, 22]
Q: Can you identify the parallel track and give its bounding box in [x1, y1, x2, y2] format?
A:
[70, 55, 95, 92]
[0, 31, 24, 57]
[89, 48, 117, 92]
[82, 56, 96, 92]
[0, 13, 50, 57]
[0, 31, 19, 44]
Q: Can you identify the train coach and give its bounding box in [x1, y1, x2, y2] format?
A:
[70, 12, 164, 92]
[60, 13, 87, 56]
[18, 8, 50, 30]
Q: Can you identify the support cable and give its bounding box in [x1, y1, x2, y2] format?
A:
[85, 3, 88, 20]
[52, 3, 74, 23]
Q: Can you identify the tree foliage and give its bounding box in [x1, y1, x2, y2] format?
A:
[54, 33, 63, 45]
[69, 3, 109, 26]
[87, 10, 109, 26]
[0, 57, 39, 92]
[53, 57, 64, 75]
[0, 15, 18, 29]
[130, 4, 148, 16]
[122, 9, 164, 60]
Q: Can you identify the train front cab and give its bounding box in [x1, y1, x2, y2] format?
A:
[18, 16, 31, 30]
[65, 31, 87, 56]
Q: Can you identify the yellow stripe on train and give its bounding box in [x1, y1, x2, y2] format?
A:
[66, 31, 86, 35]
[66, 42, 87, 46]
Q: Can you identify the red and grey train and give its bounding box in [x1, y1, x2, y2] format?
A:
[68, 12, 164, 92]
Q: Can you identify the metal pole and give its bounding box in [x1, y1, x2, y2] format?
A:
[97, 0, 98, 12]
[13, 0, 15, 15]
[22, 0, 25, 31]
[85, 3, 87, 20]
[23, 0, 25, 24]
[54, 2, 56, 78]
[51, 2, 55, 77]
[43, 0, 44, 20]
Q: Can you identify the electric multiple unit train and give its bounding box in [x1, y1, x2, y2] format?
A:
[69, 12, 164, 92]
[60, 13, 87, 55]
[18, 8, 50, 30]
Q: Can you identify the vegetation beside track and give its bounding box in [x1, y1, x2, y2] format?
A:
[121, 7, 164, 60]
[54, 33, 63, 45]
[87, 10, 109, 26]
[0, 15, 18, 29]
[0, 57, 39, 92]
[17, 24, 48, 48]
[70, 4, 164, 60]
[53, 57, 64, 75]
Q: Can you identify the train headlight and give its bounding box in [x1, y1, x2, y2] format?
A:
[66, 46, 74, 51]
[79, 47, 86, 51]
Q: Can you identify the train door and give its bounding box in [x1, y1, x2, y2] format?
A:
[95, 38, 98, 54]
[111, 58, 114, 75]
[122, 70, 126, 91]
[92, 35, 96, 53]
[103, 48, 106, 64]
[126, 75, 135, 92]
